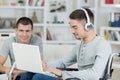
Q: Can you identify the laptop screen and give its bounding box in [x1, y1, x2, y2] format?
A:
[12, 43, 43, 73]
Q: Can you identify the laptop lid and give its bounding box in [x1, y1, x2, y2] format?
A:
[12, 43, 43, 73]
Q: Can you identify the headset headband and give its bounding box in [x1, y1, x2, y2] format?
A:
[80, 8, 90, 24]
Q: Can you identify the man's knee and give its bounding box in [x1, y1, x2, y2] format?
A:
[20, 72, 34, 80]
[32, 74, 43, 80]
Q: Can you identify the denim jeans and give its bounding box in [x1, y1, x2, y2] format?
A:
[32, 73, 58, 80]
[20, 72, 35, 80]
[19, 72, 58, 80]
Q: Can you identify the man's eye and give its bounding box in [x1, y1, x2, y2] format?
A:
[74, 27, 78, 29]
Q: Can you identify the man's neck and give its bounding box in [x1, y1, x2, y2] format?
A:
[83, 32, 96, 43]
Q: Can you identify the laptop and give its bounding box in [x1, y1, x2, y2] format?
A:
[12, 43, 43, 73]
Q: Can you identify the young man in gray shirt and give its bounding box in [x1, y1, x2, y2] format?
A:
[31, 8, 112, 80]
[0, 17, 43, 80]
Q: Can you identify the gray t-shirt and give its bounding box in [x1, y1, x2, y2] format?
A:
[0, 34, 43, 65]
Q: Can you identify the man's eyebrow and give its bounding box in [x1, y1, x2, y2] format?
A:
[19, 29, 23, 31]
[26, 30, 30, 31]
[71, 25, 77, 28]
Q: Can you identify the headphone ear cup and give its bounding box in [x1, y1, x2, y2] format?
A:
[84, 23, 93, 31]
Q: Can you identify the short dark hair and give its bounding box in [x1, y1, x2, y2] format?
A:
[16, 17, 33, 29]
[69, 8, 94, 24]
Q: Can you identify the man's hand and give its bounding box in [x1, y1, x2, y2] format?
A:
[47, 67, 62, 77]
[41, 58, 62, 76]
[4, 67, 11, 75]
[12, 69, 25, 80]
[41, 58, 47, 71]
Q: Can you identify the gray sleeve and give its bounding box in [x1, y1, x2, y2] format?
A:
[0, 40, 10, 58]
[47, 46, 77, 68]
[32, 35, 43, 56]
[37, 39, 43, 55]
[61, 41, 112, 80]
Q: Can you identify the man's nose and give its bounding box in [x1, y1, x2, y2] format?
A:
[23, 31, 27, 36]
[72, 29, 75, 34]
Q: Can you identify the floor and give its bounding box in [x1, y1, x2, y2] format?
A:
[112, 68, 120, 80]
[111, 55, 120, 80]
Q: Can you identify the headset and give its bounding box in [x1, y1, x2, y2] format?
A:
[80, 8, 93, 31]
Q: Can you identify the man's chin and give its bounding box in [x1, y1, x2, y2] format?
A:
[20, 40, 28, 44]
[75, 37, 81, 40]
[76, 38, 81, 40]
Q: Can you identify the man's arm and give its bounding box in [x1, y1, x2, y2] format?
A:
[46, 41, 112, 80]
[0, 55, 11, 75]
[47, 45, 78, 68]
[44, 45, 79, 77]
[0, 55, 27, 80]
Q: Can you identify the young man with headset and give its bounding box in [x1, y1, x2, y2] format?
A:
[32, 8, 112, 80]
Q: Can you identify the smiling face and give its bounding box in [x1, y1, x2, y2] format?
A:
[16, 23, 33, 44]
[69, 19, 87, 40]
